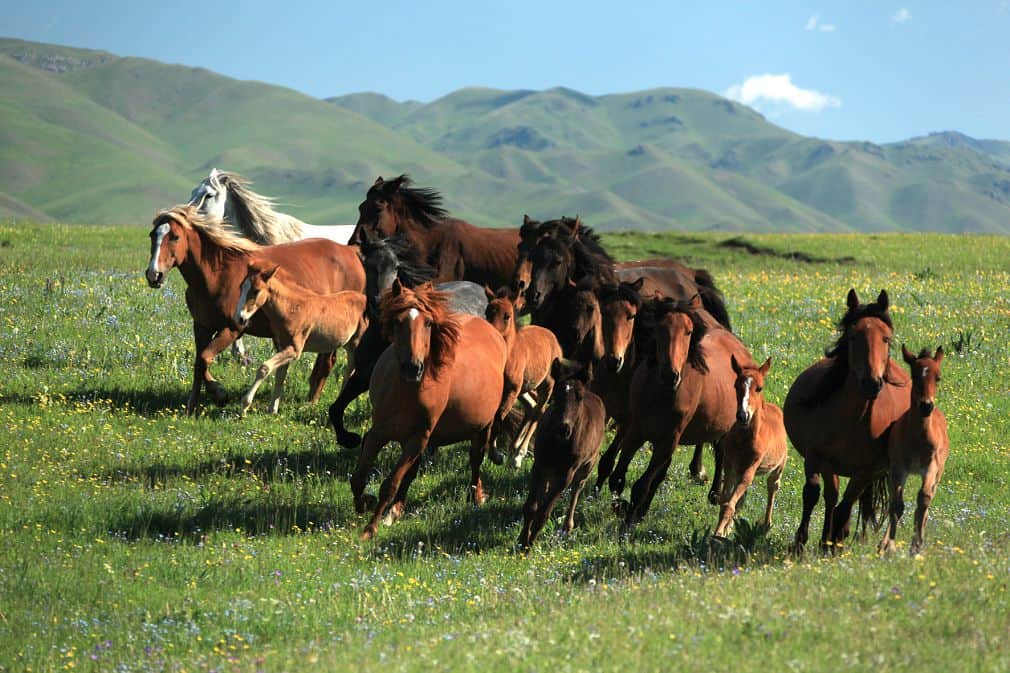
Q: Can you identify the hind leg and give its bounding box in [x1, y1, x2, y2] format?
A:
[563, 463, 593, 534]
[707, 440, 725, 505]
[469, 425, 493, 505]
[761, 463, 784, 531]
[819, 473, 840, 551]
[792, 465, 821, 554]
[595, 424, 626, 492]
[879, 470, 907, 554]
[689, 443, 708, 483]
[307, 351, 337, 403]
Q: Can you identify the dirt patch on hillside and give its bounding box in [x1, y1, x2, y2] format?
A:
[718, 236, 856, 264]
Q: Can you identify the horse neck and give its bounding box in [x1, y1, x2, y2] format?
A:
[177, 229, 232, 295]
[501, 319, 518, 351]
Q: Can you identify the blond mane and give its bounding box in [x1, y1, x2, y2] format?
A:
[213, 171, 306, 244]
[153, 204, 261, 253]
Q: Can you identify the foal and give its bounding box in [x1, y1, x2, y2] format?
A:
[714, 355, 788, 538]
[518, 359, 606, 550]
[878, 345, 950, 555]
[234, 263, 368, 414]
[484, 287, 563, 468]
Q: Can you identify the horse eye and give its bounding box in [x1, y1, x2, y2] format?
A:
[883, 336, 891, 344]
[504, 314, 510, 322]
[755, 386, 763, 393]
[425, 319, 433, 328]
[169, 234, 180, 242]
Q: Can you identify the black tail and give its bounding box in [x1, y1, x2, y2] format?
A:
[857, 473, 889, 535]
[694, 269, 732, 331]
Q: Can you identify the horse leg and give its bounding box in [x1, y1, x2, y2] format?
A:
[910, 462, 943, 556]
[878, 470, 906, 554]
[563, 463, 593, 534]
[268, 361, 291, 414]
[689, 443, 708, 483]
[469, 426, 492, 505]
[626, 438, 676, 527]
[715, 459, 758, 539]
[608, 425, 644, 497]
[349, 429, 388, 514]
[329, 326, 385, 447]
[231, 337, 251, 366]
[819, 473, 840, 551]
[762, 463, 784, 531]
[832, 474, 876, 548]
[707, 440, 725, 505]
[239, 346, 296, 414]
[362, 433, 428, 540]
[384, 458, 424, 527]
[519, 464, 564, 551]
[595, 424, 626, 492]
[307, 351, 337, 404]
[792, 466, 821, 554]
[197, 327, 242, 409]
[513, 378, 553, 468]
[187, 323, 215, 415]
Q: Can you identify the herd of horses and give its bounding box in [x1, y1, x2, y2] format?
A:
[144, 170, 950, 556]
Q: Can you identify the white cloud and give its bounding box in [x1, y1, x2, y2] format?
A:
[804, 14, 836, 32]
[892, 8, 910, 23]
[725, 74, 842, 112]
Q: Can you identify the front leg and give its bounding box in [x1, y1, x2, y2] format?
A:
[188, 323, 215, 415]
[362, 432, 429, 540]
[196, 326, 242, 411]
[910, 461, 944, 555]
[240, 345, 298, 414]
[878, 471, 906, 554]
[626, 437, 677, 527]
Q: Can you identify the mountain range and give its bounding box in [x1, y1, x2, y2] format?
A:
[2, 36, 1009, 232]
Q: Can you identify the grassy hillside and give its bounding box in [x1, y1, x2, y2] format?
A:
[3, 36, 1010, 232]
[3, 221, 1010, 671]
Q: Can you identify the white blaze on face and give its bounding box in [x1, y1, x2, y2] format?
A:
[408, 308, 420, 322]
[235, 277, 254, 324]
[148, 223, 170, 275]
[921, 367, 929, 381]
[740, 376, 753, 421]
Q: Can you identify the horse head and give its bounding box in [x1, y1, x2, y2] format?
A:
[188, 168, 229, 221]
[841, 289, 894, 400]
[549, 357, 594, 440]
[146, 210, 192, 288]
[731, 354, 771, 426]
[527, 232, 576, 311]
[599, 278, 645, 374]
[484, 286, 517, 338]
[234, 262, 278, 329]
[902, 344, 944, 416]
[379, 279, 459, 383]
[651, 295, 708, 390]
[358, 232, 400, 311]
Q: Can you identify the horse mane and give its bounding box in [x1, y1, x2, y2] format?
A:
[598, 281, 644, 311]
[153, 204, 260, 253]
[915, 347, 932, 360]
[644, 296, 709, 374]
[802, 295, 896, 407]
[692, 268, 733, 331]
[377, 175, 448, 229]
[378, 284, 461, 377]
[365, 234, 438, 287]
[213, 171, 306, 244]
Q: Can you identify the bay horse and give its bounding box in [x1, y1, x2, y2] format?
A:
[327, 230, 489, 447]
[518, 358, 606, 551]
[484, 287, 563, 468]
[878, 345, 949, 555]
[783, 289, 910, 553]
[349, 175, 520, 289]
[713, 355, 788, 538]
[607, 296, 753, 528]
[232, 262, 369, 415]
[188, 168, 355, 244]
[349, 281, 508, 540]
[145, 205, 364, 414]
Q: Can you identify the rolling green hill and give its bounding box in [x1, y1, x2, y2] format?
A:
[3, 36, 1010, 232]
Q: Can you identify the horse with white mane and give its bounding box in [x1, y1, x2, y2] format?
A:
[188, 168, 356, 245]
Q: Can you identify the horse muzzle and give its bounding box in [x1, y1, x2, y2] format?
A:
[603, 354, 625, 374]
[736, 409, 752, 425]
[146, 269, 165, 288]
[400, 360, 424, 382]
[661, 369, 681, 390]
[919, 401, 935, 416]
[559, 420, 573, 439]
[859, 376, 883, 400]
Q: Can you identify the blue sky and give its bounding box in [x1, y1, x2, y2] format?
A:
[5, 1, 1009, 142]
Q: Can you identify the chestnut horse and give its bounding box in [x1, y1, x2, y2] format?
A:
[518, 358, 606, 551]
[233, 263, 369, 415]
[713, 355, 788, 538]
[608, 296, 753, 527]
[145, 205, 364, 414]
[783, 289, 910, 553]
[484, 287, 563, 468]
[349, 175, 520, 290]
[349, 281, 508, 540]
[878, 345, 949, 555]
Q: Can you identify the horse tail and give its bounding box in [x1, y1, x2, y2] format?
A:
[693, 269, 732, 331]
[858, 473, 889, 534]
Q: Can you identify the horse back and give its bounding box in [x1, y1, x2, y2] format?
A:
[255, 239, 365, 293]
[436, 219, 520, 289]
[682, 329, 751, 444]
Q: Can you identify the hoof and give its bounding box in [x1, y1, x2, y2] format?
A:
[510, 454, 524, 470]
[611, 498, 631, 518]
[690, 469, 709, 484]
[336, 430, 362, 448]
[878, 539, 897, 555]
[707, 489, 720, 506]
[355, 493, 377, 515]
[360, 526, 376, 541]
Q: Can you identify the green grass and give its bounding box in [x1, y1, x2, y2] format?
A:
[2, 223, 1010, 672]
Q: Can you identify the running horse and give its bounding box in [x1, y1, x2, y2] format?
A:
[349, 281, 508, 540]
[783, 289, 910, 553]
[145, 205, 365, 414]
[349, 175, 520, 289]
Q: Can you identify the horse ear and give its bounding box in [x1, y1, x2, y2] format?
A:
[901, 344, 916, 366]
[484, 285, 496, 302]
[760, 357, 772, 376]
[264, 265, 280, 281]
[686, 293, 703, 311]
[846, 288, 859, 310]
[391, 278, 404, 296]
[567, 278, 578, 288]
[876, 289, 889, 311]
[934, 345, 944, 364]
[523, 214, 532, 226]
[629, 277, 645, 293]
[389, 175, 408, 192]
[551, 357, 568, 381]
[374, 176, 384, 187]
[730, 353, 742, 375]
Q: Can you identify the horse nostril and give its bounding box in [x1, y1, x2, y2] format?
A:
[920, 401, 935, 416]
[560, 421, 573, 439]
[737, 410, 749, 424]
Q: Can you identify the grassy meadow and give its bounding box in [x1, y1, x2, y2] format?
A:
[2, 222, 1010, 672]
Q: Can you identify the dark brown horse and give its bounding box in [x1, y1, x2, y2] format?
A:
[348, 281, 508, 540]
[879, 345, 949, 555]
[518, 358, 606, 551]
[145, 205, 365, 414]
[783, 289, 910, 553]
[349, 175, 520, 289]
[608, 296, 752, 527]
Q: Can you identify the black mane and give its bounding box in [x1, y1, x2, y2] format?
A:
[642, 296, 709, 374]
[378, 175, 448, 228]
[360, 233, 438, 287]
